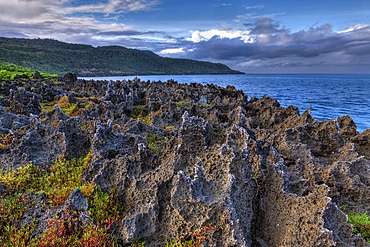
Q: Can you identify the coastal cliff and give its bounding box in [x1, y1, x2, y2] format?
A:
[0, 73, 370, 246]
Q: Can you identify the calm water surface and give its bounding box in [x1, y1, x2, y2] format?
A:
[80, 74, 370, 133]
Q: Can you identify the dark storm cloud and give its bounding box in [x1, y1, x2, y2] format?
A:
[344, 41, 370, 56]
[186, 18, 370, 69]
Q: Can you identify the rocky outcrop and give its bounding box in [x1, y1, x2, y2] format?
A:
[8, 87, 42, 115]
[0, 75, 369, 246]
[63, 72, 77, 83]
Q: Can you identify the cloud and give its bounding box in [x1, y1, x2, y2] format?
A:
[98, 30, 162, 36]
[0, 0, 52, 19]
[61, 0, 160, 15]
[234, 11, 285, 22]
[244, 5, 265, 10]
[243, 17, 285, 35]
[0, 0, 163, 49]
[186, 29, 254, 43]
[184, 18, 370, 72]
[2, 0, 370, 73]
[160, 47, 185, 54]
[234, 14, 254, 22]
[338, 23, 370, 33]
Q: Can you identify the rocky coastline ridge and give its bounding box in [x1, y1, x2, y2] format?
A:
[0, 72, 370, 246]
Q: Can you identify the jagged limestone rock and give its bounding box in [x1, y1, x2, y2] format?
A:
[0, 76, 369, 246]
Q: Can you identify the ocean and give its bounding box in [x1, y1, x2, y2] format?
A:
[79, 74, 370, 134]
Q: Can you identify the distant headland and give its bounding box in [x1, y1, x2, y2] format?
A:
[0, 37, 243, 76]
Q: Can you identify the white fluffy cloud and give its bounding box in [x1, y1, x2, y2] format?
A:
[160, 47, 185, 54]
[338, 23, 370, 33]
[186, 29, 254, 43]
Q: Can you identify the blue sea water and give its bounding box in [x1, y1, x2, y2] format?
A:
[80, 74, 370, 133]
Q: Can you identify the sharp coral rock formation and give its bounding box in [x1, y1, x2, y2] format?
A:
[0, 74, 370, 246]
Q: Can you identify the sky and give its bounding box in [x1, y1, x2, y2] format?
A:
[1, 0, 370, 73]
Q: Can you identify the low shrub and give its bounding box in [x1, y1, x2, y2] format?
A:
[0, 150, 134, 246]
[130, 105, 162, 126]
[131, 224, 219, 247]
[145, 133, 166, 152]
[40, 96, 92, 117]
[0, 132, 21, 149]
[347, 210, 370, 243]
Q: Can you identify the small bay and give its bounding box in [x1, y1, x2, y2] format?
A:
[80, 74, 370, 133]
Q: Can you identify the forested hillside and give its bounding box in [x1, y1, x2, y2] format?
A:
[0, 37, 242, 76]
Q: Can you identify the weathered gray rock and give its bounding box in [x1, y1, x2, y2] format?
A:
[9, 87, 41, 115]
[66, 188, 88, 211]
[0, 76, 369, 246]
[63, 73, 77, 82]
[0, 123, 66, 172]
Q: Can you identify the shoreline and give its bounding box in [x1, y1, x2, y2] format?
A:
[76, 71, 245, 77]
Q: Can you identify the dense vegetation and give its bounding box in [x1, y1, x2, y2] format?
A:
[0, 61, 58, 80]
[0, 37, 242, 76]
